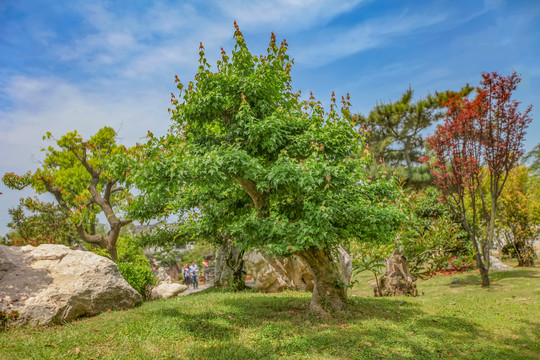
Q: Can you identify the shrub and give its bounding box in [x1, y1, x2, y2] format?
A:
[117, 262, 157, 301]
[88, 246, 112, 259]
[399, 188, 474, 278]
[117, 236, 151, 267]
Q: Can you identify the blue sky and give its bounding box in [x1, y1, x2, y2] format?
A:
[1, 0, 539, 235]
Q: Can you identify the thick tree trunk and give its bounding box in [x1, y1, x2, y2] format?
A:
[299, 247, 347, 315]
[107, 245, 118, 262]
[214, 240, 246, 290]
[76, 223, 121, 262]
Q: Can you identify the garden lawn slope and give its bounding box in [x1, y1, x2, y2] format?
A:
[1, 267, 539, 359]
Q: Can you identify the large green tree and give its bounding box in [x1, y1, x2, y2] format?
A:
[114, 24, 402, 314]
[2, 127, 132, 261]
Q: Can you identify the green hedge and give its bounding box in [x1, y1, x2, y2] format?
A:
[117, 262, 157, 301]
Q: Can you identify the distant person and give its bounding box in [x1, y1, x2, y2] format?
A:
[201, 260, 209, 284]
[189, 261, 199, 289]
[182, 264, 191, 289]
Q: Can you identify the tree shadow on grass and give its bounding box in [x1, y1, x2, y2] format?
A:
[147, 305, 239, 341]
[147, 287, 539, 359]
[448, 268, 538, 288]
[182, 293, 485, 359]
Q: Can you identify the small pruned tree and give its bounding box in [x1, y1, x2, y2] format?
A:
[2, 127, 132, 261]
[424, 71, 533, 286]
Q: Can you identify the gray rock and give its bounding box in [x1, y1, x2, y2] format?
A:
[489, 256, 514, 271]
[451, 278, 460, 284]
[243, 250, 299, 292]
[337, 246, 353, 287]
[150, 283, 187, 300]
[243, 246, 352, 293]
[0, 244, 141, 326]
[157, 267, 171, 284]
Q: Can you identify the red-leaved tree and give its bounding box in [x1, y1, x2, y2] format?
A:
[423, 71, 532, 286]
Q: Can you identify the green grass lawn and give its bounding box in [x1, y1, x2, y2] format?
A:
[1, 266, 539, 360]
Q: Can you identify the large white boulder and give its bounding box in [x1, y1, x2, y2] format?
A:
[150, 283, 187, 300]
[0, 244, 142, 326]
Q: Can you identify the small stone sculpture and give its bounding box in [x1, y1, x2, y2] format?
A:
[374, 248, 418, 297]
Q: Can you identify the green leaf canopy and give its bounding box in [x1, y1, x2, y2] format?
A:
[120, 25, 403, 255]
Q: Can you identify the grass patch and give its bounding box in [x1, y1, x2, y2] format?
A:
[1, 267, 539, 359]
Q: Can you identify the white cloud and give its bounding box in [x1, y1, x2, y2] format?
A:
[49, 0, 371, 77]
[0, 75, 170, 169]
[218, 0, 367, 31]
[51, 1, 235, 80]
[295, 12, 446, 66]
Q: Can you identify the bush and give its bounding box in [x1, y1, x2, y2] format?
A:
[117, 262, 157, 301]
[87, 246, 111, 259]
[398, 188, 474, 278]
[402, 216, 473, 275]
[117, 236, 151, 267]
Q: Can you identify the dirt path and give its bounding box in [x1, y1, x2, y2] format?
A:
[178, 284, 210, 296]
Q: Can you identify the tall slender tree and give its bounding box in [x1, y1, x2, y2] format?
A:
[424, 71, 532, 286]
